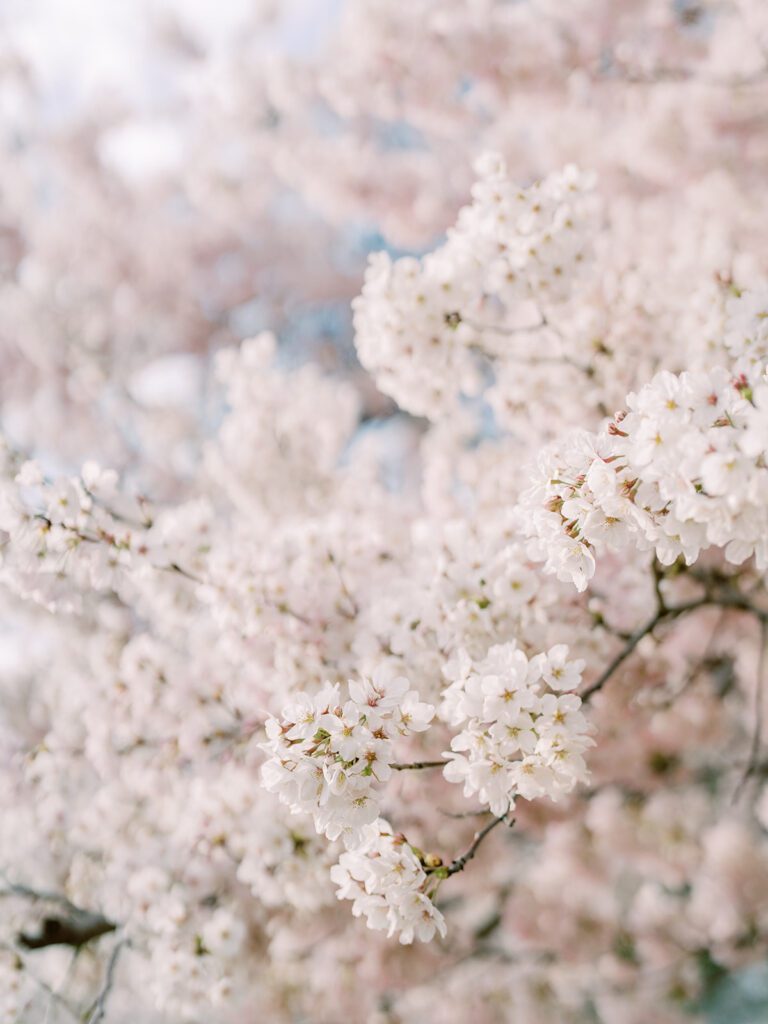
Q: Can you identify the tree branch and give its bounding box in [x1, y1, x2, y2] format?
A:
[580, 599, 708, 701]
[18, 913, 116, 951]
[436, 814, 513, 878]
[390, 760, 447, 771]
[1, 881, 117, 950]
[581, 592, 768, 702]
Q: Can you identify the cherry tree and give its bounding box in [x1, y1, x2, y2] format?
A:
[1, 2, 768, 1023]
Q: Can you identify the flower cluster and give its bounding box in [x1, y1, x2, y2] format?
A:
[440, 643, 593, 815]
[352, 156, 597, 419]
[0, 453, 172, 609]
[261, 672, 434, 847]
[454, 156, 596, 306]
[523, 292, 768, 590]
[330, 819, 447, 945]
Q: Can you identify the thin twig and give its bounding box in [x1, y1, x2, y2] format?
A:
[465, 317, 590, 374]
[580, 599, 708, 701]
[650, 609, 728, 709]
[581, 593, 768, 702]
[164, 563, 316, 627]
[604, 59, 768, 89]
[327, 550, 359, 618]
[439, 814, 513, 878]
[463, 315, 547, 335]
[390, 760, 447, 771]
[438, 806, 492, 819]
[85, 937, 127, 1024]
[651, 557, 667, 614]
[733, 619, 768, 802]
[0, 879, 80, 915]
[163, 562, 206, 584]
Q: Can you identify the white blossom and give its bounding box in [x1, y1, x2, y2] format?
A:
[330, 819, 447, 944]
[261, 674, 434, 846]
[440, 643, 593, 814]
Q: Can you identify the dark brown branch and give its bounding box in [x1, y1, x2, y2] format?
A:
[439, 814, 513, 878]
[3, 882, 117, 950]
[581, 592, 768, 702]
[580, 599, 708, 701]
[19, 913, 116, 950]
